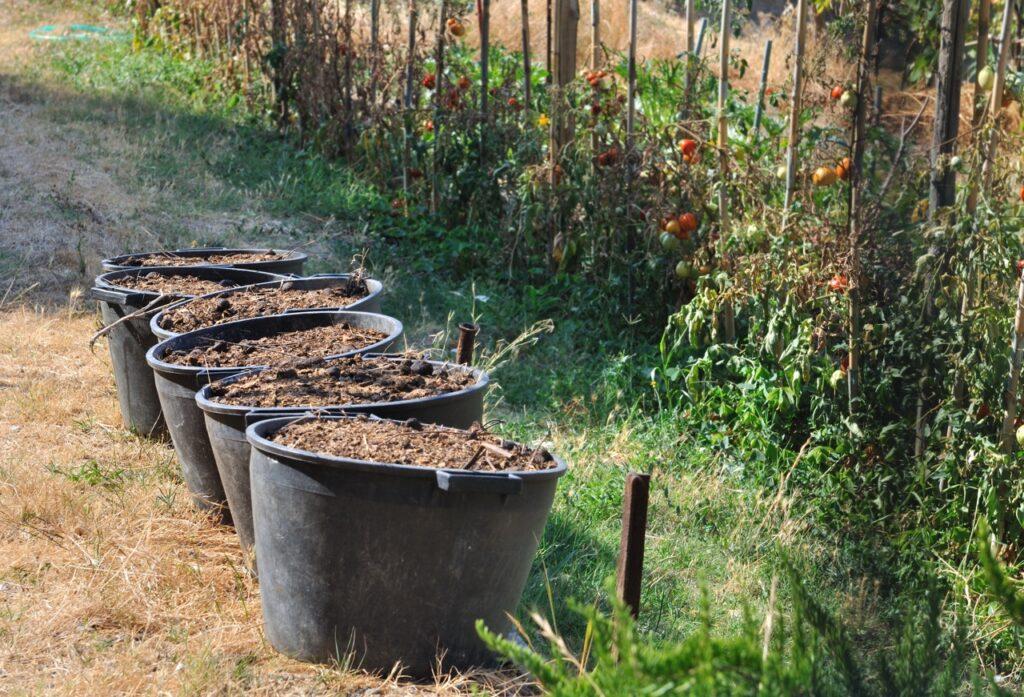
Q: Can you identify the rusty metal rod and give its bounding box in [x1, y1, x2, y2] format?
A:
[615, 472, 650, 619]
[456, 323, 479, 365]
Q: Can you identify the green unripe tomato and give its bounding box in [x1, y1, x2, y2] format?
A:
[660, 232, 682, 252]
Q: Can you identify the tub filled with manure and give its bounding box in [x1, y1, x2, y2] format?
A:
[101, 247, 307, 275]
[246, 414, 565, 675]
[150, 274, 383, 340]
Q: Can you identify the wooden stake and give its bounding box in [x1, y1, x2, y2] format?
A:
[615, 473, 650, 619]
[929, 0, 970, 218]
[752, 39, 772, 141]
[846, 0, 878, 414]
[784, 0, 808, 211]
[717, 0, 735, 342]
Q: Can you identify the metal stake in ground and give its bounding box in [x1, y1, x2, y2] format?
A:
[456, 323, 479, 365]
[615, 472, 650, 619]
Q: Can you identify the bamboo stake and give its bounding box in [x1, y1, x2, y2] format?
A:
[626, 0, 638, 154]
[950, 0, 1004, 431]
[546, 0, 553, 83]
[370, 0, 380, 105]
[752, 39, 772, 141]
[716, 0, 735, 342]
[846, 0, 878, 414]
[1000, 268, 1024, 454]
[783, 0, 808, 212]
[342, 0, 354, 150]
[479, 0, 491, 158]
[402, 0, 418, 213]
[589, 0, 599, 159]
[982, 0, 1015, 192]
[975, 0, 992, 126]
[431, 0, 448, 213]
[522, 0, 533, 109]
[682, 0, 694, 117]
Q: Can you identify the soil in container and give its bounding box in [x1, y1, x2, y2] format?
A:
[157, 277, 370, 335]
[269, 415, 557, 472]
[110, 272, 239, 296]
[162, 323, 388, 368]
[208, 355, 476, 408]
[119, 250, 288, 267]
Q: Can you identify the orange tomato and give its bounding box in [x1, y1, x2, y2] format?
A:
[679, 139, 698, 157]
[830, 85, 845, 100]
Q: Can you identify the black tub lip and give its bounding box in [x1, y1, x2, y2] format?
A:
[195, 354, 489, 417]
[246, 413, 568, 482]
[96, 266, 287, 300]
[145, 310, 404, 377]
[101, 247, 308, 271]
[149, 274, 384, 339]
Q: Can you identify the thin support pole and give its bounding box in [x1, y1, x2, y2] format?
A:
[752, 39, 772, 141]
[784, 0, 808, 212]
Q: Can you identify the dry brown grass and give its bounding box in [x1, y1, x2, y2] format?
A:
[0, 301, 532, 693]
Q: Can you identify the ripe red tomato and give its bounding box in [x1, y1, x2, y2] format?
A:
[830, 85, 845, 100]
[678, 212, 698, 234]
[679, 139, 698, 157]
[422, 74, 436, 89]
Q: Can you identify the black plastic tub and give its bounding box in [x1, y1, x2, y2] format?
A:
[149, 274, 385, 341]
[101, 247, 308, 275]
[194, 357, 488, 562]
[246, 414, 566, 674]
[144, 312, 403, 519]
[91, 266, 285, 438]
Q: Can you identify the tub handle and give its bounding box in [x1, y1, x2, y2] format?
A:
[89, 286, 147, 305]
[436, 470, 523, 496]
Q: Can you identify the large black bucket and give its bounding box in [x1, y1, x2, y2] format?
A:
[246, 414, 566, 675]
[101, 247, 308, 275]
[91, 266, 284, 438]
[194, 357, 489, 563]
[145, 312, 403, 519]
[149, 274, 385, 341]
